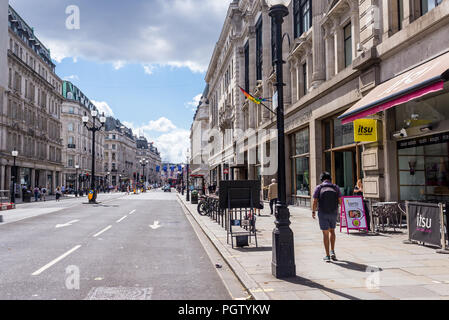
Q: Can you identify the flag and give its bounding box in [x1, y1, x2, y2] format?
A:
[239, 87, 262, 105]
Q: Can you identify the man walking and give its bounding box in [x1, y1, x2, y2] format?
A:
[312, 172, 342, 263]
[268, 179, 278, 215]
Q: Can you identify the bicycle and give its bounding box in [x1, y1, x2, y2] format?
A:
[197, 195, 212, 216]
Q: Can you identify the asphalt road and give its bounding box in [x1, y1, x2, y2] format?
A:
[0, 190, 232, 300]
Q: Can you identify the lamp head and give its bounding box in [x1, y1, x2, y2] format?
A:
[12, 150, 18, 157]
[82, 116, 89, 124]
[75, 165, 79, 169]
[100, 116, 106, 124]
[266, 0, 291, 6]
[91, 110, 98, 118]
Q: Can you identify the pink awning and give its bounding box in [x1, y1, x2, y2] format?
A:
[339, 51, 449, 124]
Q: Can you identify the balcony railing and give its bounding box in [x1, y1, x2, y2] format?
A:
[67, 144, 76, 149]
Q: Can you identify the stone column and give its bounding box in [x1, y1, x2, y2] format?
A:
[248, 27, 257, 129]
[307, 53, 313, 95]
[324, 27, 335, 80]
[295, 61, 301, 101]
[290, 58, 298, 104]
[0, 165, 5, 191]
[334, 19, 344, 74]
[309, 118, 323, 193]
[311, 0, 326, 89]
[52, 170, 56, 193]
[350, 1, 361, 62]
[31, 168, 35, 189]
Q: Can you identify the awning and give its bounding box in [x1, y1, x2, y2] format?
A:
[339, 51, 449, 124]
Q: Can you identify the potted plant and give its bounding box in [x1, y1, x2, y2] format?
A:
[191, 190, 199, 204]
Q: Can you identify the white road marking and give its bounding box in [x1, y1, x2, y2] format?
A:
[149, 221, 161, 230]
[129, 210, 136, 215]
[31, 245, 82, 276]
[93, 225, 112, 238]
[116, 216, 128, 223]
[55, 219, 79, 229]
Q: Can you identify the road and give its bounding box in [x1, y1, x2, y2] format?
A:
[0, 190, 236, 300]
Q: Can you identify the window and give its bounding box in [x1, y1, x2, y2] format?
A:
[255, 17, 263, 81]
[344, 23, 352, 68]
[398, 0, 404, 30]
[294, 0, 312, 38]
[303, 62, 307, 95]
[421, 0, 443, 16]
[290, 127, 310, 200]
[68, 136, 74, 144]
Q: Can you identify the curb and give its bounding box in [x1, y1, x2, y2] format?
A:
[177, 194, 271, 300]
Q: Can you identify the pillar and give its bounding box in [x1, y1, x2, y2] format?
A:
[31, 168, 35, 189]
[311, 0, 326, 89]
[0, 165, 5, 191]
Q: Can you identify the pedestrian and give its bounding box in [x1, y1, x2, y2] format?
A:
[34, 186, 40, 202]
[268, 179, 278, 215]
[312, 172, 342, 263]
[55, 187, 61, 202]
[353, 179, 370, 231]
[257, 186, 265, 216]
[41, 186, 47, 201]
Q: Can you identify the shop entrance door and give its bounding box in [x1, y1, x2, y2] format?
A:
[334, 148, 356, 197]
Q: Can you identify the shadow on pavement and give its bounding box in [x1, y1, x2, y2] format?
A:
[234, 246, 273, 252]
[283, 276, 361, 300]
[331, 260, 383, 273]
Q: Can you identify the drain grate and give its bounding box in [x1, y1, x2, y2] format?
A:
[85, 287, 153, 300]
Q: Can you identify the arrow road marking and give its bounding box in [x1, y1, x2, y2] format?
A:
[93, 225, 112, 238]
[116, 216, 128, 223]
[149, 221, 161, 230]
[55, 220, 79, 229]
[32, 245, 82, 276]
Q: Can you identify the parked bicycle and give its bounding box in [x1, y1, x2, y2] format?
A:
[197, 195, 213, 216]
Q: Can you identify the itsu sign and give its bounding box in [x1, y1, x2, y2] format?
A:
[408, 203, 441, 247]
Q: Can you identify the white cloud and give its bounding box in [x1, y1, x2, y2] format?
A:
[123, 117, 189, 163]
[63, 75, 79, 81]
[113, 61, 126, 70]
[143, 64, 156, 75]
[10, 0, 232, 73]
[92, 100, 114, 117]
[185, 93, 202, 111]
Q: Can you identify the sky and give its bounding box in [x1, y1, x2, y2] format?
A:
[9, 0, 231, 163]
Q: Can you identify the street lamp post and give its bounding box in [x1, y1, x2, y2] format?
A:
[75, 165, 79, 197]
[82, 110, 106, 204]
[11, 150, 18, 204]
[186, 149, 190, 202]
[140, 158, 148, 192]
[267, 0, 296, 279]
[181, 165, 184, 196]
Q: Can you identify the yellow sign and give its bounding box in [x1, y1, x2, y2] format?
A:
[354, 119, 377, 142]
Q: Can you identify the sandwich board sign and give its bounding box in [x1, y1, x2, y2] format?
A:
[340, 196, 368, 233]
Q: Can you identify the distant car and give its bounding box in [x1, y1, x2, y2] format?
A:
[163, 185, 171, 192]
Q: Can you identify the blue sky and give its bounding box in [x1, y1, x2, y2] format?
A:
[8, 0, 231, 162]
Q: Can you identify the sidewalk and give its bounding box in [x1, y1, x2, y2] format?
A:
[178, 194, 449, 300]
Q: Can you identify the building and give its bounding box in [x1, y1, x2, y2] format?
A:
[190, 85, 210, 187]
[201, 0, 449, 206]
[61, 81, 106, 191]
[136, 135, 162, 185]
[104, 117, 138, 188]
[0, 5, 64, 195]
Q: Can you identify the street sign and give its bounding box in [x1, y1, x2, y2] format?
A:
[340, 196, 368, 233]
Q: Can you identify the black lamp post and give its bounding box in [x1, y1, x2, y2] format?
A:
[140, 158, 148, 192]
[82, 110, 106, 204]
[11, 149, 18, 204]
[268, 0, 296, 279]
[181, 165, 185, 196]
[186, 149, 190, 201]
[75, 164, 79, 197]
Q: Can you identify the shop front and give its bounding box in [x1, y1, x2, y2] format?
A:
[339, 50, 449, 202]
[290, 127, 311, 206]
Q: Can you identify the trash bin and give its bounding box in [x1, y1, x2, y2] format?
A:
[23, 191, 32, 203]
[191, 190, 199, 204]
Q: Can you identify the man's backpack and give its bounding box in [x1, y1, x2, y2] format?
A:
[318, 184, 339, 214]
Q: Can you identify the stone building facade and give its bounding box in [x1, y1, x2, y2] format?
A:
[0, 5, 64, 196]
[136, 135, 162, 185]
[104, 117, 139, 188]
[61, 81, 106, 191]
[202, 0, 449, 206]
